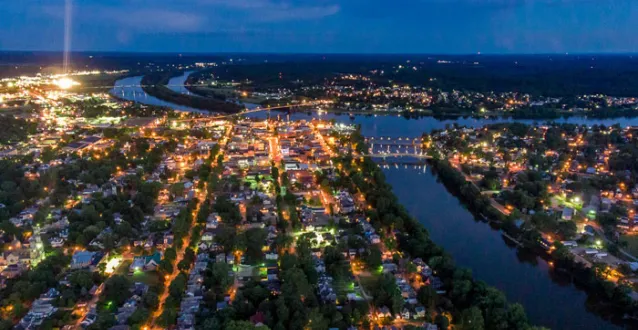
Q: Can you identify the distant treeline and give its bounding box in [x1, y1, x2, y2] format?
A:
[141, 71, 242, 114]
[190, 55, 638, 97]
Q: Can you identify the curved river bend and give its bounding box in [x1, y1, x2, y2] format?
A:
[111, 76, 638, 329]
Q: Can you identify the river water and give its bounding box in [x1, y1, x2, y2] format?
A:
[111, 76, 638, 329]
[111, 76, 207, 113]
[166, 71, 193, 95]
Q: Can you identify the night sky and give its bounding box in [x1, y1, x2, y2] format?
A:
[1, 0, 636, 53]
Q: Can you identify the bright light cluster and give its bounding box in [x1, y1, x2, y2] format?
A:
[54, 77, 79, 90]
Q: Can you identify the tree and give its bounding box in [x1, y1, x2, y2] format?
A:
[158, 308, 177, 327]
[226, 320, 270, 330]
[169, 273, 188, 298]
[417, 285, 437, 310]
[103, 275, 130, 306]
[164, 247, 177, 261]
[210, 262, 233, 291]
[506, 303, 528, 329]
[68, 270, 94, 293]
[459, 307, 484, 330]
[434, 314, 449, 330]
[366, 245, 382, 270]
[274, 234, 294, 252]
[93, 311, 116, 329]
[170, 182, 185, 197]
[271, 166, 279, 183]
[143, 291, 159, 309]
[243, 228, 268, 262]
[306, 309, 329, 330]
[282, 267, 312, 298]
[127, 308, 150, 326]
[159, 259, 174, 275]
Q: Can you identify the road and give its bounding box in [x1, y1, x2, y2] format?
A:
[72, 283, 102, 329]
[150, 123, 231, 329]
[588, 222, 638, 262]
[150, 189, 204, 329]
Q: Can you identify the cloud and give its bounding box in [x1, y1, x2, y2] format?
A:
[40, 0, 340, 38]
[254, 5, 341, 22]
[199, 0, 341, 21]
[100, 8, 206, 32]
[39, 3, 206, 32]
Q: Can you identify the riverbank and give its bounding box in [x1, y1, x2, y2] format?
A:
[141, 72, 242, 114]
[427, 157, 638, 327]
[333, 151, 541, 329]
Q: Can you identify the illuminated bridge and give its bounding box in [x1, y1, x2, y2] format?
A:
[366, 152, 432, 159]
[364, 136, 425, 146]
[170, 101, 324, 122]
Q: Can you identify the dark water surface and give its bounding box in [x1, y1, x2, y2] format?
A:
[382, 166, 619, 330]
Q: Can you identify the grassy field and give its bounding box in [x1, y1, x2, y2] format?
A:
[131, 271, 162, 287]
[114, 259, 162, 287]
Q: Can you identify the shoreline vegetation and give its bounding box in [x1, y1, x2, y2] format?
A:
[140, 71, 242, 114]
[338, 129, 545, 330]
[427, 156, 638, 327]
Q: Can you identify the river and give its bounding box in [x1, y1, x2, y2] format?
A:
[166, 71, 193, 95]
[111, 76, 636, 329]
[383, 165, 619, 329]
[110, 75, 207, 113]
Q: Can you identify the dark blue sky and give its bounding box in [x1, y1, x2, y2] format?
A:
[1, 0, 636, 53]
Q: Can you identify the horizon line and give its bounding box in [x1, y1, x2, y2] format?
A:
[1, 50, 638, 57]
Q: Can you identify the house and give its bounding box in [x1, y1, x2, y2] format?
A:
[202, 231, 214, 242]
[267, 268, 279, 281]
[49, 237, 64, 248]
[0, 250, 30, 268]
[561, 207, 574, 221]
[129, 252, 162, 273]
[71, 251, 96, 269]
[414, 306, 426, 318]
[19, 288, 60, 329]
[1, 264, 25, 278]
[216, 301, 228, 311]
[377, 306, 392, 318]
[382, 263, 398, 273]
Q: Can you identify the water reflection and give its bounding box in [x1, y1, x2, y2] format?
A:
[382, 165, 622, 330]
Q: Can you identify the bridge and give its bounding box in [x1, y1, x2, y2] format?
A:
[79, 83, 215, 90]
[169, 101, 323, 122]
[366, 152, 432, 159]
[365, 136, 425, 146]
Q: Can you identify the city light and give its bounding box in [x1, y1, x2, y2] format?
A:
[104, 257, 122, 274]
[54, 77, 78, 89]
